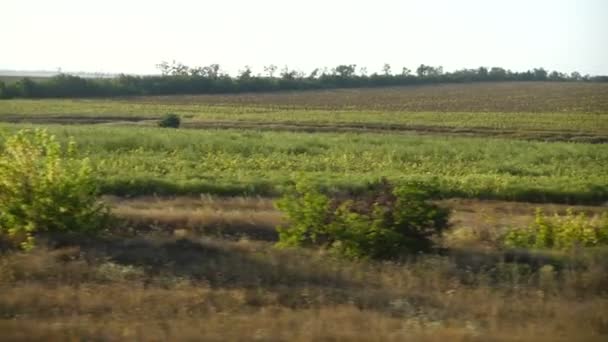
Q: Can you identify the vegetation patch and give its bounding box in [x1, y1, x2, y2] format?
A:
[504, 209, 608, 250]
[0, 129, 109, 249]
[158, 113, 181, 128]
[276, 178, 449, 259]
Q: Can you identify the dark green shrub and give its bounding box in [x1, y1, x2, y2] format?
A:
[0, 129, 109, 250]
[158, 113, 181, 128]
[275, 178, 449, 259]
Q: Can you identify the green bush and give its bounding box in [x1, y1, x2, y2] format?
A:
[0, 129, 109, 250]
[503, 209, 608, 250]
[158, 113, 181, 128]
[275, 178, 449, 259]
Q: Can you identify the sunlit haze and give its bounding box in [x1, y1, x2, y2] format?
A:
[2, 0, 607, 75]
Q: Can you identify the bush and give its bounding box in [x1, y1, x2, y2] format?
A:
[0, 129, 109, 250]
[158, 113, 181, 128]
[503, 209, 608, 250]
[275, 178, 449, 259]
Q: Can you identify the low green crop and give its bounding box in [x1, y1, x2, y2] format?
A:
[503, 209, 608, 250]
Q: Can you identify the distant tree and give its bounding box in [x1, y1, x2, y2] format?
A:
[382, 63, 392, 76]
[489, 67, 507, 80]
[549, 71, 566, 81]
[157, 60, 190, 76]
[280, 66, 298, 80]
[333, 64, 357, 78]
[308, 68, 320, 79]
[264, 65, 278, 78]
[359, 66, 368, 76]
[416, 64, 443, 78]
[416, 64, 427, 77]
[401, 67, 411, 76]
[156, 61, 171, 75]
[202, 64, 222, 79]
[533, 68, 548, 81]
[189, 66, 205, 77]
[238, 66, 253, 80]
[170, 61, 190, 76]
[570, 71, 582, 81]
[477, 67, 489, 79]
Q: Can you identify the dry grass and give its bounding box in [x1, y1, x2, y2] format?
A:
[107, 195, 281, 241]
[1, 235, 607, 341]
[106, 196, 606, 244]
[2, 197, 607, 340]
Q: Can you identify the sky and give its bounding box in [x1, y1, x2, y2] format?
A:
[1, 0, 607, 76]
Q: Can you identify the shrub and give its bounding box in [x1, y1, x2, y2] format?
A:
[158, 113, 181, 128]
[503, 209, 608, 250]
[0, 129, 109, 250]
[275, 178, 449, 259]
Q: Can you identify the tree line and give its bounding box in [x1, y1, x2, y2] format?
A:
[1, 62, 606, 99]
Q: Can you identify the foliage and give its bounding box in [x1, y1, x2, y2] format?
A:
[0, 129, 109, 249]
[0, 63, 603, 99]
[158, 113, 181, 128]
[503, 209, 608, 250]
[275, 179, 331, 248]
[276, 178, 449, 259]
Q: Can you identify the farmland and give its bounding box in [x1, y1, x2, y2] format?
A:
[1, 82, 608, 341]
[0, 124, 606, 203]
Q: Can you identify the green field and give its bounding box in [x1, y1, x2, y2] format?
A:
[1, 82, 607, 203]
[1, 82, 607, 143]
[0, 123, 606, 203]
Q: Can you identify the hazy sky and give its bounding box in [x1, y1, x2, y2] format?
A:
[2, 0, 607, 75]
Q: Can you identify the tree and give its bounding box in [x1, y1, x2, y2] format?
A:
[549, 71, 565, 81]
[308, 68, 320, 79]
[533, 68, 548, 81]
[333, 64, 357, 78]
[264, 65, 278, 78]
[570, 71, 582, 81]
[238, 66, 253, 80]
[280, 66, 298, 80]
[202, 64, 222, 79]
[401, 67, 411, 76]
[489, 67, 507, 80]
[382, 63, 392, 76]
[416, 64, 443, 78]
[156, 61, 171, 75]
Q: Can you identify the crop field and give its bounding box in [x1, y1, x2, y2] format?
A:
[0, 123, 606, 203]
[1, 82, 608, 341]
[1, 82, 608, 143]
